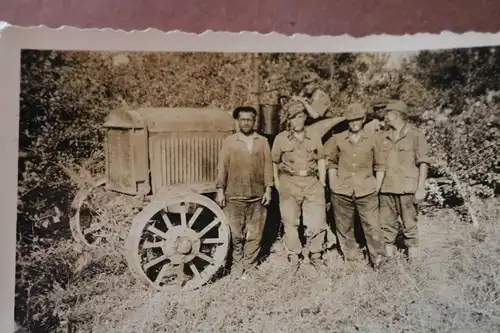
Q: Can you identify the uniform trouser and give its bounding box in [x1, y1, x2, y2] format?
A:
[379, 194, 419, 248]
[278, 174, 327, 256]
[332, 191, 385, 262]
[224, 199, 267, 271]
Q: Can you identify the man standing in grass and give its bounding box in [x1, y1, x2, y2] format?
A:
[289, 71, 336, 251]
[325, 103, 387, 269]
[216, 106, 274, 278]
[379, 100, 430, 260]
[272, 101, 328, 272]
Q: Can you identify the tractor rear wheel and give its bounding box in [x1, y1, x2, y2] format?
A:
[69, 177, 135, 248]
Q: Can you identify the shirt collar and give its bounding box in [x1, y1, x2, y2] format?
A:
[342, 126, 370, 142]
[385, 122, 410, 142]
[360, 126, 371, 139]
[236, 131, 257, 141]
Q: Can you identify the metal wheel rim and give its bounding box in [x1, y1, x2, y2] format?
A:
[125, 192, 231, 292]
[69, 178, 107, 247]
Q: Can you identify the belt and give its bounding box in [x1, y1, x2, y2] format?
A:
[281, 169, 316, 177]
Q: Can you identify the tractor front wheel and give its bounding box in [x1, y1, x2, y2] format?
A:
[125, 192, 231, 292]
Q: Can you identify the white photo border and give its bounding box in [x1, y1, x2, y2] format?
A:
[2, 25, 500, 332]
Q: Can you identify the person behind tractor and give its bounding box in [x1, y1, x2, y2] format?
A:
[379, 100, 430, 261]
[215, 106, 274, 279]
[271, 101, 328, 272]
[364, 97, 396, 133]
[290, 71, 333, 126]
[324, 103, 387, 269]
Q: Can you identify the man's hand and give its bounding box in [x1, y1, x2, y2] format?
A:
[328, 168, 337, 191]
[291, 95, 306, 103]
[262, 187, 272, 206]
[320, 178, 326, 187]
[375, 171, 385, 194]
[413, 187, 426, 204]
[215, 189, 226, 207]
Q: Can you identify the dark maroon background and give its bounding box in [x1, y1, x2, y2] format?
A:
[0, 0, 500, 35]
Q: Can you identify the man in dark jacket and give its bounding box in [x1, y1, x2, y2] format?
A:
[216, 106, 274, 278]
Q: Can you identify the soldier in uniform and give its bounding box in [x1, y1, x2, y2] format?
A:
[379, 100, 430, 260]
[289, 71, 337, 250]
[291, 72, 333, 125]
[216, 106, 274, 278]
[325, 103, 387, 268]
[271, 101, 328, 271]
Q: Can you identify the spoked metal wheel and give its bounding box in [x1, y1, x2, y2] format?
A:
[69, 177, 134, 247]
[125, 192, 231, 292]
[69, 178, 108, 247]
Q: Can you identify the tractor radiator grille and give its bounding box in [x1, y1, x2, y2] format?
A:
[149, 132, 229, 194]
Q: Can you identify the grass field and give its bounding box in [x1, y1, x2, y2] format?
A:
[16, 197, 500, 333]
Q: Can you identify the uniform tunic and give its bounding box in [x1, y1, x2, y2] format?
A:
[272, 129, 327, 256]
[324, 127, 386, 261]
[379, 124, 431, 247]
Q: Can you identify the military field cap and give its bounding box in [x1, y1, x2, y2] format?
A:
[302, 72, 319, 83]
[344, 103, 367, 120]
[385, 100, 409, 114]
[287, 101, 306, 119]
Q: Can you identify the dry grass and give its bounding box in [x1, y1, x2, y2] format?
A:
[35, 198, 498, 333]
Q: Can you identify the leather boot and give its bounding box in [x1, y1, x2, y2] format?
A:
[310, 252, 327, 270]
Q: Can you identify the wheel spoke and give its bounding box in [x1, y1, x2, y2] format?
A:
[189, 263, 202, 279]
[197, 252, 215, 264]
[198, 218, 220, 238]
[201, 238, 224, 244]
[147, 225, 168, 239]
[143, 254, 169, 270]
[142, 241, 165, 249]
[180, 210, 187, 227]
[187, 207, 203, 228]
[84, 206, 103, 221]
[83, 200, 98, 213]
[83, 222, 104, 235]
[160, 210, 174, 229]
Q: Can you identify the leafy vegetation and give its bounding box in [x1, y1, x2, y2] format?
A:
[16, 48, 500, 332]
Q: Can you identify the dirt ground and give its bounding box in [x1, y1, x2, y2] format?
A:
[28, 197, 490, 333]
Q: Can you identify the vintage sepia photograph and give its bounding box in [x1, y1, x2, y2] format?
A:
[7, 30, 500, 333]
